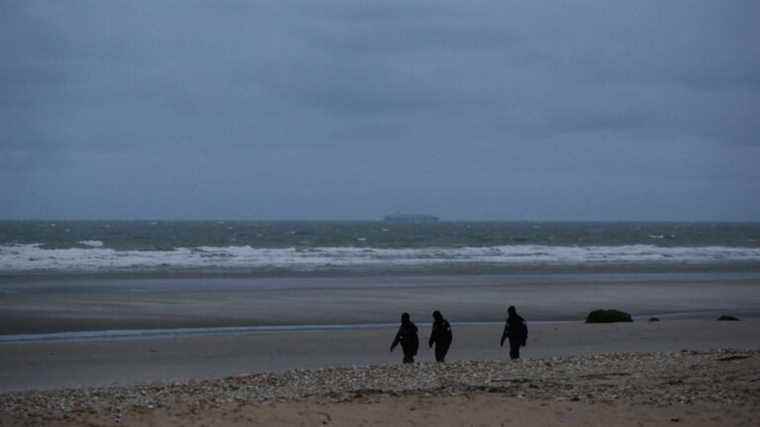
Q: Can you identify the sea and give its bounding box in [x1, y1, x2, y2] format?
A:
[2, 220, 759, 275]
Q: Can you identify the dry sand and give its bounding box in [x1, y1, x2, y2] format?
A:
[1, 350, 758, 426]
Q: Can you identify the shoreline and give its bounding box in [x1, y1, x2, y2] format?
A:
[3, 261, 760, 281]
[2, 319, 759, 393]
[2, 271, 759, 335]
[2, 349, 758, 426]
[0, 312, 755, 344]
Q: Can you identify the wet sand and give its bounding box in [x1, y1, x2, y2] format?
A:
[1, 272, 759, 392]
[2, 272, 760, 334]
[2, 319, 759, 392]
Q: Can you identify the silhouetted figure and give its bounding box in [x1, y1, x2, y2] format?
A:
[500, 306, 527, 360]
[390, 312, 419, 363]
[429, 310, 453, 362]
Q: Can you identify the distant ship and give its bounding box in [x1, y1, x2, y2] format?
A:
[383, 213, 440, 224]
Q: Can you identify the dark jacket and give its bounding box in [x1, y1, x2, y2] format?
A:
[501, 313, 527, 347]
[391, 321, 419, 355]
[429, 319, 453, 348]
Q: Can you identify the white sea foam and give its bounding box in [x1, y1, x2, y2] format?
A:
[78, 240, 104, 248]
[1, 243, 759, 273]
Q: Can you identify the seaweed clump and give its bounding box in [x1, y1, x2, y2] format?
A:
[586, 309, 633, 323]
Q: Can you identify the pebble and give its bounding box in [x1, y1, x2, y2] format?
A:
[1, 349, 758, 422]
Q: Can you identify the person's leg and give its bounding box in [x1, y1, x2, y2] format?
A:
[435, 345, 444, 362]
[403, 351, 414, 363]
[435, 343, 449, 362]
[509, 341, 520, 360]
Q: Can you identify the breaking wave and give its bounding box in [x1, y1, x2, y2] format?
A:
[1, 243, 759, 273]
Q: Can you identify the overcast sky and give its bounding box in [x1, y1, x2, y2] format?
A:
[1, 0, 758, 220]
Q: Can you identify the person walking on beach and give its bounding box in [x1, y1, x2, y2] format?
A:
[500, 305, 527, 360]
[429, 310, 453, 362]
[390, 312, 419, 364]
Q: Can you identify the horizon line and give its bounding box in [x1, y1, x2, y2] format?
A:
[1, 218, 759, 224]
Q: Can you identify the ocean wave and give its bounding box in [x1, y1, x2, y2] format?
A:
[1, 243, 759, 273]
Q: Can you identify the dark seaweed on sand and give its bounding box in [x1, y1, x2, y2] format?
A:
[586, 309, 633, 323]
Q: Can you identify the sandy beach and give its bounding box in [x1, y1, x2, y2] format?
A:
[2, 272, 760, 334]
[2, 272, 759, 425]
[2, 319, 760, 393]
[1, 349, 758, 426]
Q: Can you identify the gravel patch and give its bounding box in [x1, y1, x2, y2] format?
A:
[2, 349, 759, 424]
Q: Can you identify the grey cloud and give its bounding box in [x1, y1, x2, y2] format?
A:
[531, 110, 666, 138]
[305, 24, 522, 55]
[329, 122, 410, 142]
[1, 0, 759, 220]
